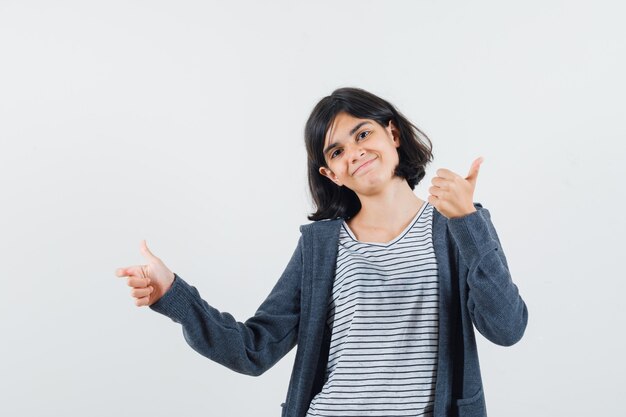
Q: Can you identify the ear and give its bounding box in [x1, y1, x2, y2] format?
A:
[387, 119, 400, 147]
[319, 166, 342, 186]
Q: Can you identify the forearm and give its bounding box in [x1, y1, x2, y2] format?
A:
[448, 206, 528, 346]
[149, 237, 304, 375]
[150, 274, 298, 375]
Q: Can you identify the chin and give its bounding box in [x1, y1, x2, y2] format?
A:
[353, 179, 389, 196]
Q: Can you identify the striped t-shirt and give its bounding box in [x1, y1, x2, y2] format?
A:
[305, 201, 439, 417]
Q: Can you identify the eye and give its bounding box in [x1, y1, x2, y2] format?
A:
[357, 130, 370, 141]
[330, 148, 343, 159]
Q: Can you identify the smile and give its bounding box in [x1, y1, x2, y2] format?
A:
[353, 157, 377, 175]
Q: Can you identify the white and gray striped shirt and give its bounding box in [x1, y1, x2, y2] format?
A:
[306, 202, 439, 417]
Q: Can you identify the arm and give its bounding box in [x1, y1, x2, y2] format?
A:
[149, 235, 303, 376]
[447, 204, 528, 346]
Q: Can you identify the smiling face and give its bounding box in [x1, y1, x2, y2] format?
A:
[318, 111, 401, 196]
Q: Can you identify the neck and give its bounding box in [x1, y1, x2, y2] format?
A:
[350, 177, 424, 230]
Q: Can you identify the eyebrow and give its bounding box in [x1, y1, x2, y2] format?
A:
[323, 121, 372, 156]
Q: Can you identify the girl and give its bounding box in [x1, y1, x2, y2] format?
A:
[116, 87, 528, 417]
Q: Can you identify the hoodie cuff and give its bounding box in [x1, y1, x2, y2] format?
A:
[447, 208, 497, 268]
[149, 274, 195, 323]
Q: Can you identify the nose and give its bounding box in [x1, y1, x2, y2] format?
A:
[345, 142, 366, 164]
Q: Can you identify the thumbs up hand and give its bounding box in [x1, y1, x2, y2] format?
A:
[427, 157, 483, 220]
[115, 240, 175, 307]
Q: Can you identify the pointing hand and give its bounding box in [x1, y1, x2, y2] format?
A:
[427, 157, 483, 219]
[115, 240, 175, 307]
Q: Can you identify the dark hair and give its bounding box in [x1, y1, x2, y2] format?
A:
[304, 87, 434, 221]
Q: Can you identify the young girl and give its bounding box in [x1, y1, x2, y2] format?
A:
[116, 87, 528, 417]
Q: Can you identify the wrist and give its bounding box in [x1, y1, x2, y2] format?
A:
[450, 207, 477, 220]
[163, 272, 176, 293]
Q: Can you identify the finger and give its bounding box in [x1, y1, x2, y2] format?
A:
[127, 276, 151, 288]
[135, 295, 150, 307]
[431, 177, 448, 188]
[428, 185, 445, 198]
[117, 267, 142, 278]
[435, 168, 457, 180]
[141, 240, 158, 261]
[427, 194, 440, 208]
[466, 156, 483, 182]
[118, 265, 149, 279]
[131, 286, 154, 298]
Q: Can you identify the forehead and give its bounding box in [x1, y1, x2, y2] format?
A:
[324, 112, 376, 145]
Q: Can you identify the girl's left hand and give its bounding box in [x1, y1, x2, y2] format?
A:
[428, 157, 484, 219]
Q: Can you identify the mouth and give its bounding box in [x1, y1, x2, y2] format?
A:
[352, 157, 377, 176]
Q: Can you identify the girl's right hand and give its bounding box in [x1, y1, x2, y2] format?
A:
[115, 240, 175, 307]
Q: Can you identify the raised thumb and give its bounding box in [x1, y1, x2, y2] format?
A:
[140, 240, 157, 260]
[466, 156, 483, 184]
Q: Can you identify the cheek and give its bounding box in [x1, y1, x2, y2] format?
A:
[384, 148, 400, 163]
[328, 160, 344, 172]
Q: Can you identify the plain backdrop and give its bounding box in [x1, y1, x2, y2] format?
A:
[1, 1, 625, 416]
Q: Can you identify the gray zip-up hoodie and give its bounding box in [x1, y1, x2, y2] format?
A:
[150, 202, 528, 417]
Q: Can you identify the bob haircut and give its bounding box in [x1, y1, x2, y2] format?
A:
[305, 87, 434, 221]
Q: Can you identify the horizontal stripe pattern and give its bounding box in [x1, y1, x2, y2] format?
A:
[306, 202, 439, 417]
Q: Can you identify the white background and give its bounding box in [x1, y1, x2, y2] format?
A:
[1, 1, 625, 416]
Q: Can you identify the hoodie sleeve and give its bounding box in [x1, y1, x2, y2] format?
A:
[447, 203, 528, 346]
[148, 235, 303, 376]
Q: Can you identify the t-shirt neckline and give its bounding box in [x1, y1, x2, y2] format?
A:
[343, 201, 429, 247]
